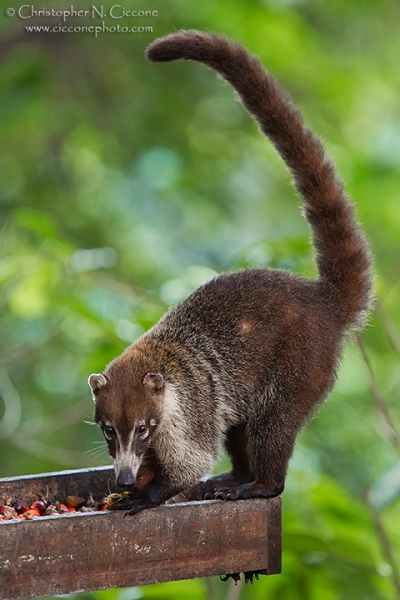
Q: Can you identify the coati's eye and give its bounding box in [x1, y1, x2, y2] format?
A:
[137, 424, 147, 436]
[104, 425, 116, 439]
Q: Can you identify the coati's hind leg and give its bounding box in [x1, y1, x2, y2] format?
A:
[215, 405, 299, 501]
[217, 420, 271, 586]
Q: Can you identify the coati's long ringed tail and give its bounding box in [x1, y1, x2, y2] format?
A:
[146, 30, 373, 329]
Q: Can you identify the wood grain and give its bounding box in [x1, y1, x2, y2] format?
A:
[0, 467, 281, 599]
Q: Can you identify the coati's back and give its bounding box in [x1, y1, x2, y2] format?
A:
[89, 31, 373, 518]
[149, 268, 341, 410]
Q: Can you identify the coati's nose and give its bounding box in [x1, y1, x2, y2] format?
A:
[116, 468, 136, 489]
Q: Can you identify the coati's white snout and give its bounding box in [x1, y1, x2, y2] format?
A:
[116, 466, 136, 488]
[114, 451, 141, 489]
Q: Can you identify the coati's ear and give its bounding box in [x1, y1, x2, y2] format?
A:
[88, 373, 108, 395]
[142, 372, 164, 394]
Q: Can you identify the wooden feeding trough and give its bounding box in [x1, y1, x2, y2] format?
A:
[0, 466, 282, 599]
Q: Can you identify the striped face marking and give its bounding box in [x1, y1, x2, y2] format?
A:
[89, 370, 164, 489]
[100, 419, 158, 488]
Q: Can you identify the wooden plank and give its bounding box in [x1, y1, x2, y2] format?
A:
[0, 468, 282, 600]
[0, 466, 116, 504]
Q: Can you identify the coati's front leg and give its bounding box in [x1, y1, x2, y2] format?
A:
[168, 424, 254, 502]
[214, 416, 290, 585]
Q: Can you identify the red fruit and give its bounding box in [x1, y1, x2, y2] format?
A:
[12, 501, 29, 515]
[31, 500, 46, 516]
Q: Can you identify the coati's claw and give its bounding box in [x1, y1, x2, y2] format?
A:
[204, 491, 216, 500]
[214, 488, 241, 500]
[220, 573, 241, 584]
[220, 570, 267, 584]
[246, 569, 268, 582]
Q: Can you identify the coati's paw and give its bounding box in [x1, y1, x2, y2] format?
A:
[220, 570, 268, 584]
[107, 494, 136, 511]
[214, 481, 283, 500]
[107, 493, 159, 515]
[176, 472, 243, 501]
[214, 487, 242, 500]
[124, 500, 160, 516]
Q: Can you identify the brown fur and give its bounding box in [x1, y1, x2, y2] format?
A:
[89, 31, 373, 514]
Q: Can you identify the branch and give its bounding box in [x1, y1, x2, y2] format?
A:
[375, 301, 400, 357]
[364, 491, 400, 597]
[357, 334, 400, 455]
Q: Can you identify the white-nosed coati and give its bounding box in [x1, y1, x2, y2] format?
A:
[89, 31, 373, 518]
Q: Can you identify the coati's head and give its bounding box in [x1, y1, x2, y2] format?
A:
[88, 361, 164, 490]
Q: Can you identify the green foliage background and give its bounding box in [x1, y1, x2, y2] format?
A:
[1, 0, 400, 598]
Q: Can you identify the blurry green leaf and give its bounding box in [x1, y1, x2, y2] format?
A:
[329, 535, 377, 569]
[15, 208, 60, 241]
[9, 258, 58, 318]
[311, 478, 370, 529]
[137, 580, 204, 599]
[284, 529, 329, 556]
